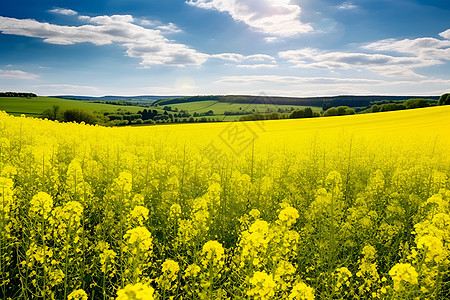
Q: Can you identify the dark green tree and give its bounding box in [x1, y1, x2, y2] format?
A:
[438, 93, 450, 105]
[42, 105, 61, 120]
[404, 98, 430, 109]
[63, 108, 98, 124]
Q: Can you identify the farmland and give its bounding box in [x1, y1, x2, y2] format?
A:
[0, 96, 143, 117]
[0, 106, 449, 299]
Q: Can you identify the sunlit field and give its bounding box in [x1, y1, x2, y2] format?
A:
[0, 106, 449, 299]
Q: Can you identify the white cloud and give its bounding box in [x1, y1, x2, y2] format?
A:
[0, 13, 281, 69]
[186, 0, 312, 37]
[237, 64, 277, 68]
[211, 53, 276, 64]
[279, 42, 446, 78]
[213, 75, 450, 96]
[246, 54, 276, 61]
[0, 70, 39, 80]
[362, 36, 450, 61]
[48, 8, 78, 16]
[156, 22, 182, 34]
[211, 53, 245, 62]
[337, 2, 358, 10]
[264, 37, 280, 43]
[215, 75, 386, 86]
[440, 29, 450, 40]
[0, 14, 208, 67]
[140, 19, 182, 33]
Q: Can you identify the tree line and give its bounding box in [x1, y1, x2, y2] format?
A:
[0, 92, 37, 98]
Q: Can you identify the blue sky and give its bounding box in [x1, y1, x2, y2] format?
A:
[0, 0, 449, 96]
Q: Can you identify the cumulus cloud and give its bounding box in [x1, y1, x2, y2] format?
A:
[279, 36, 449, 78]
[0, 70, 39, 80]
[362, 34, 450, 61]
[186, 0, 312, 37]
[0, 14, 208, 67]
[48, 8, 78, 16]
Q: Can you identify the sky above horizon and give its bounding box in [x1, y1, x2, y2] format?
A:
[0, 0, 449, 97]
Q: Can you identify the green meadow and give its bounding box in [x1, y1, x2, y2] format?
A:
[0, 96, 143, 117]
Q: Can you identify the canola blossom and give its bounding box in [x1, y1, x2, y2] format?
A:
[0, 106, 449, 299]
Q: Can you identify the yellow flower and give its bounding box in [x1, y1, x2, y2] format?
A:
[29, 192, 53, 219]
[68, 289, 88, 300]
[184, 263, 201, 278]
[201, 240, 225, 268]
[278, 205, 299, 227]
[48, 268, 65, 287]
[129, 205, 149, 226]
[124, 226, 153, 252]
[0, 176, 14, 213]
[388, 263, 418, 291]
[416, 235, 447, 264]
[116, 282, 155, 300]
[247, 271, 277, 299]
[100, 248, 117, 273]
[169, 203, 182, 219]
[113, 172, 133, 194]
[334, 267, 352, 291]
[62, 201, 84, 223]
[289, 281, 315, 300]
[177, 219, 198, 243]
[161, 259, 180, 280]
[249, 208, 261, 219]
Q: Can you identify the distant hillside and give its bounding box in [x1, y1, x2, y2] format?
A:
[0, 96, 143, 117]
[152, 95, 440, 108]
[51, 95, 183, 103]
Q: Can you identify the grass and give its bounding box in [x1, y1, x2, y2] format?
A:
[160, 100, 322, 114]
[0, 96, 144, 117]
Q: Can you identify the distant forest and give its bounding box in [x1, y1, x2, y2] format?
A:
[152, 95, 440, 108]
[0, 92, 37, 98]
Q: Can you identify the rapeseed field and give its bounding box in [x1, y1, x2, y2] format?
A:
[0, 106, 449, 299]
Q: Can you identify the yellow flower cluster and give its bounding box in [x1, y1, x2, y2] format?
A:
[184, 263, 201, 278]
[388, 263, 418, 291]
[0, 177, 14, 214]
[289, 281, 315, 300]
[239, 219, 271, 267]
[116, 282, 155, 300]
[113, 171, 133, 198]
[128, 205, 149, 227]
[29, 191, 53, 219]
[334, 267, 352, 292]
[247, 271, 276, 299]
[67, 289, 88, 300]
[201, 240, 225, 268]
[124, 226, 153, 252]
[278, 205, 299, 227]
[169, 203, 182, 219]
[99, 246, 117, 273]
[158, 259, 180, 290]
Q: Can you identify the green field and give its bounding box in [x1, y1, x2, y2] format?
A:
[163, 100, 322, 120]
[0, 97, 144, 117]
